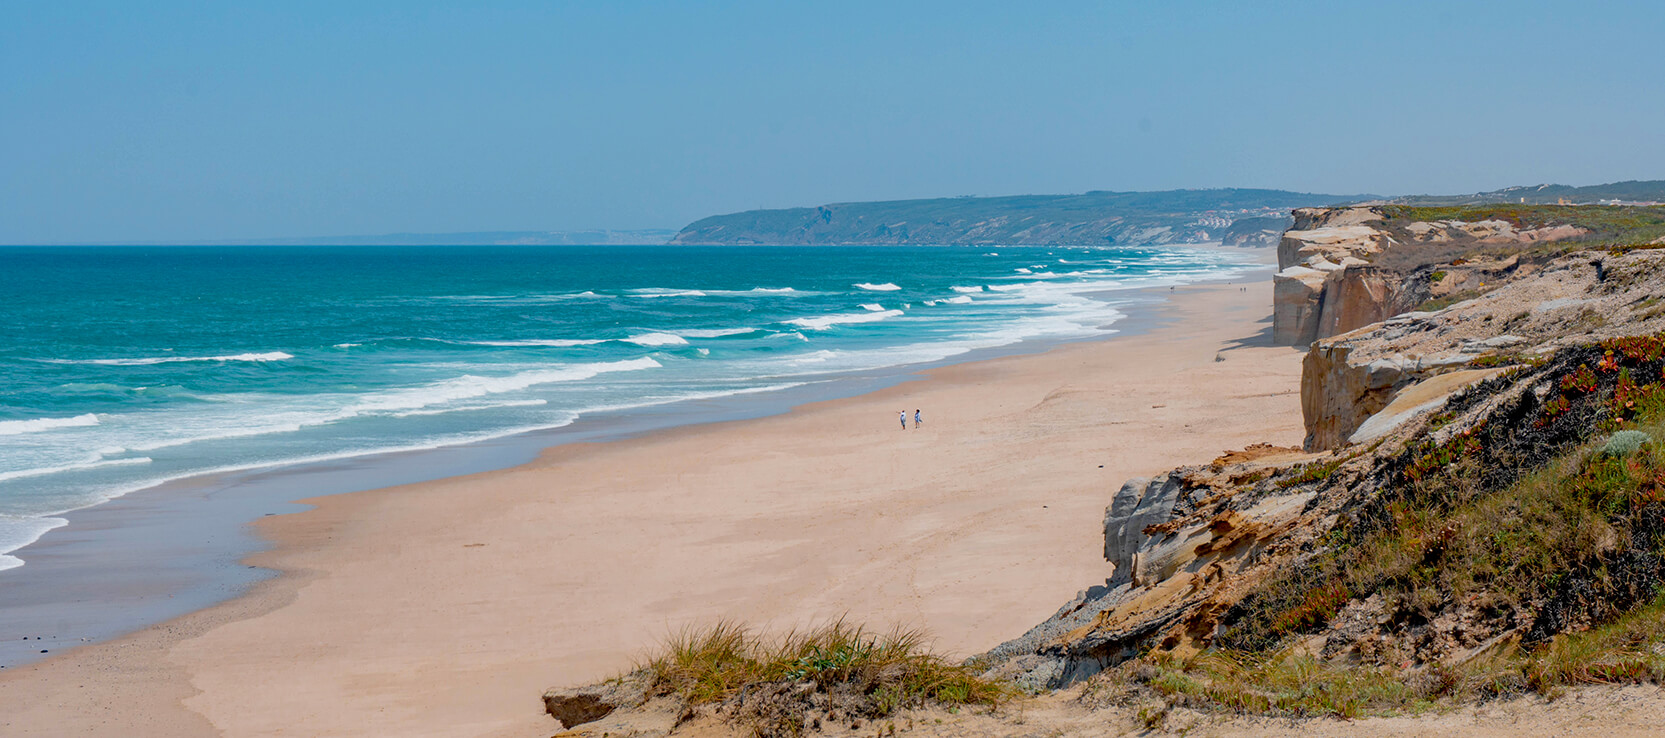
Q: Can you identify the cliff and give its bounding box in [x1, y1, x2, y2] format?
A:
[669, 189, 1362, 246]
[986, 236, 1665, 702]
[1271, 202, 1665, 346]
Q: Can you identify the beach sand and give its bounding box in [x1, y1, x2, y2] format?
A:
[0, 280, 1306, 737]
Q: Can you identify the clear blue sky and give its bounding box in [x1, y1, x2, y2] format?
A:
[3, 1, 1661, 243]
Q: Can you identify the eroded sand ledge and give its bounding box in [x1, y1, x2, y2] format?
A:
[0, 281, 1305, 737]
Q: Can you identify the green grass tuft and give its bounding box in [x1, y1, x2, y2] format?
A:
[640, 619, 1007, 735]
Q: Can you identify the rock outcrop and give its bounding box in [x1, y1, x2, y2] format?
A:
[544, 676, 656, 734]
[1272, 207, 1406, 345]
[1301, 249, 1665, 449]
[988, 244, 1665, 685]
[1270, 205, 1588, 346]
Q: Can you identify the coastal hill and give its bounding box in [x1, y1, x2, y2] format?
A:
[668, 189, 1369, 247]
[667, 181, 1665, 248]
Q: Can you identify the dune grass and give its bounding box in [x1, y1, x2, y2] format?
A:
[639, 619, 1007, 735]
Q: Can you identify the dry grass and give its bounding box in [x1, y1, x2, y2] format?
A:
[640, 619, 1007, 735]
[1110, 650, 1430, 719]
[1142, 344, 1665, 718]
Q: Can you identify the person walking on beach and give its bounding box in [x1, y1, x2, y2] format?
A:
[914, 409, 922, 428]
[900, 410, 907, 430]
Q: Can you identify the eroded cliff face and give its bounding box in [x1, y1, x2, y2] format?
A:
[1271, 206, 1587, 347]
[987, 246, 1665, 687]
[1272, 207, 1410, 346]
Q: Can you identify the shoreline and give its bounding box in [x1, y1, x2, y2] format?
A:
[0, 272, 1304, 737]
[0, 256, 1254, 671]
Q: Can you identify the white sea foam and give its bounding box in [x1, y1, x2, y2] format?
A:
[0, 517, 68, 572]
[51, 421, 586, 522]
[386, 398, 549, 418]
[678, 327, 756, 338]
[463, 338, 607, 347]
[790, 350, 839, 364]
[628, 288, 708, 298]
[46, 351, 294, 366]
[0, 413, 100, 436]
[945, 296, 973, 304]
[333, 343, 362, 348]
[0, 456, 153, 483]
[109, 358, 662, 456]
[703, 287, 803, 296]
[853, 282, 901, 291]
[784, 309, 904, 330]
[626, 287, 802, 298]
[949, 285, 984, 293]
[622, 332, 689, 346]
[859, 303, 885, 312]
[345, 358, 662, 416]
[1014, 268, 1032, 274]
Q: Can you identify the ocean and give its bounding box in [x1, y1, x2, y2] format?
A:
[0, 244, 1258, 570]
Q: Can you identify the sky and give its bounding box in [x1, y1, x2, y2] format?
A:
[2, 1, 1662, 244]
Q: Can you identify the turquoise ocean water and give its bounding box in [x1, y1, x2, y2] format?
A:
[0, 244, 1258, 570]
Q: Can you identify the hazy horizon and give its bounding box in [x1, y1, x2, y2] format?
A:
[4, 1, 1662, 244]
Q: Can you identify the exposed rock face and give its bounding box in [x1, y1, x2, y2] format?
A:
[1103, 475, 1185, 587]
[1301, 249, 1665, 449]
[1271, 265, 1331, 345]
[1270, 205, 1588, 347]
[1277, 209, 1385, 270]
[985, 247, 1665, 686]
[985, 453, 1318, 688]
[1272, 207, 1406, 345]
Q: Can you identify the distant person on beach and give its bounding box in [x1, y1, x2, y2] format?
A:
[914, 409, 922, 428]
[900, 411, 907, 430]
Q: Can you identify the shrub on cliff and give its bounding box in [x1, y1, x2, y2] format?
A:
[1169, 338, 1665, 714]
[1600, 429, 1654, 458]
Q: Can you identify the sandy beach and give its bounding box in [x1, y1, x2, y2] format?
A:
[0, 279, 1307, 737]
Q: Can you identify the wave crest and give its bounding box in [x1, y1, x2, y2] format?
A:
[0, 413, 100, 436]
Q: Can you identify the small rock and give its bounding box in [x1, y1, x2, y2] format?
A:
[543, 674, 649, 729]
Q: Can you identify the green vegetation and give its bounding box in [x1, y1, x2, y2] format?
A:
[1105, 650, 1432, 720]
[1600, 430, 1654, 458]
[1274, 452, 1358, 489]
[1101, 337, 1665, 719]
[641, 620, 1006, 735]
[1392, 180, 1665, 207]
[1381, 204, 1665, 249]
[1415, 288, 1488, 313]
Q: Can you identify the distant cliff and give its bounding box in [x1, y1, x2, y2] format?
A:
[669, 189, 1363, 246]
